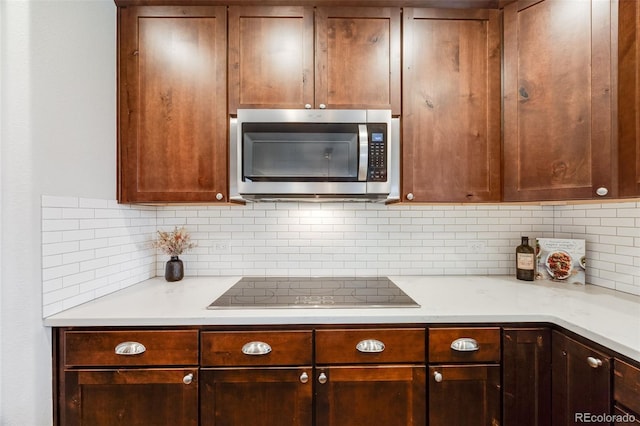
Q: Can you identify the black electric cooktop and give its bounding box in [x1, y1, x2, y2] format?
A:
[207, 276, 420, 309]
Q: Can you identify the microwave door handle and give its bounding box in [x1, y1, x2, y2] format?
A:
[358, 124, 368, 181]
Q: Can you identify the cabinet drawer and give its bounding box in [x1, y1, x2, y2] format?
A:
[615, 359, 640, 415]
[315, 328, 425, 364]
[429, 327, 501, 363]
[201, 330, 312, 366]
[63, 330, 199, 367]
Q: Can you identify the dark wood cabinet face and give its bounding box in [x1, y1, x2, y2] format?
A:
[551, 330, 612, 426]
[502, 328, 551, 426]
[229, 6, 400, 114]
[315, 365, 426, 426]
[315, 7, 401, 114]
[200, 368, 313, 426]
[428, 364, 500, 426]
[618, 0, 640, 197]
[402, 8, 501, 202]
[118, 6, 228, 203]
[228, 6, 314, 112]
[503, 0, 615, 201]
[63, 369, 198, 426]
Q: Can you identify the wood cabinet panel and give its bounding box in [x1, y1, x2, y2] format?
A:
[228, 6, 314, 112]
[428, 364, 501, 426]
[315, 7, 401, 114]
[402, 8, 501, 202]
[503, 0, 615, 201]
[64, 330, 199, 366]
[614, 405, 640, 425]
[315, 328, 425, 364]
[618, 0, 640, 197]
[428, 327, 501, 363]
[615, 358, 640, 415]
[551, 330, 612, 425]
[502, 328, 551, 426]
[118, 6, 228, 203]
[200, 367, 313, 426]
[63, 368, 198, 426]
[316, 365, 426, 426]
[200, 330, 313, 366]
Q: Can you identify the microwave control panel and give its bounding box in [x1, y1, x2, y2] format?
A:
[368, 124, 387, 182]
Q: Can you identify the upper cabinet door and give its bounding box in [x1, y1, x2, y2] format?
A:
[618, 0, 640, 197]
[228, 6, 314, 113]
[503, 0, 615, 201]
[118, 6, 228, 203]
[402, 8, 501, 202]
[315, 7, 401, 114]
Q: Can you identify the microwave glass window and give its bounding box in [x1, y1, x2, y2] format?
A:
[243, 123, 360, 182]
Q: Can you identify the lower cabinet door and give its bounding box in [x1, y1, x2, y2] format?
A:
[502, 328, 552, 426]
[315, 365, 426, 426]
[63, 368, 198, 426]
[200, 367, 313, 426]
[428, 365, 500, 426]
[552, 331, 611, 426]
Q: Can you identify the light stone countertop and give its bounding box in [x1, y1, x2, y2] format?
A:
[43, 275, 640, 362]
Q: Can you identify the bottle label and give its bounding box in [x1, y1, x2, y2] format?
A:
[517, 253, 535, 270]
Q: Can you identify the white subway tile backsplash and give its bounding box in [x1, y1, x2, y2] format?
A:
[42, 197, 640, 315]
[41, 195, 156, 317]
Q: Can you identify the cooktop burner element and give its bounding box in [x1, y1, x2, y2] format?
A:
[207, 277, 420, 309]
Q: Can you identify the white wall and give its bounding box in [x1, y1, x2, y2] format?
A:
[0, 1, 116, 424]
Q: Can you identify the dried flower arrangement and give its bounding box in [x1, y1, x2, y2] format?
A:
[152, 226, 196, 257]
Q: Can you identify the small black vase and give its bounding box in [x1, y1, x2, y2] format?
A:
[165, 256, 184, 282]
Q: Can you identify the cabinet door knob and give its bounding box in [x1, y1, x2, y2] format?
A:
[406, 193, 414, 201]
[299, 372, 309, 384]
[433, 371, 443, 383]
[595, 187, 608, 197]
[305, 104, 312, 109]
[114, 341, 146, 355]
[318, 372, 328, 384]
[183, 373, 194, 385]
[319, 103, 326, 109]
[587, 356, 603, 368]
[216, 192, 224, 201]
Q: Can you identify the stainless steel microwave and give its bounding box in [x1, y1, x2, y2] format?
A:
[230, 109, 399, 202]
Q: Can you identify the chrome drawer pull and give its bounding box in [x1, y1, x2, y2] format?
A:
[356, 339, 385, 353]
[114, 341, 146, 355]
[242, 341, 272, 356]
[450, 338, 479, 352]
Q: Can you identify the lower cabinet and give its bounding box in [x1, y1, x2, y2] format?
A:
[315, 328, 427, 426]
[56, 329, 200, 426]
[502, 327, 551, 426]
[428, 327, 501, 426]
[54, 325, 640, 426]
[200, 330, 313, 426]
[428, 364, 500, 426]
[552, 330, 612, 426]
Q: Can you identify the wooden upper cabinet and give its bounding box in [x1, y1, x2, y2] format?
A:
[228, 6, 314, 112]
[118, 6, 228, 203]
[503, 0, 615, 201]
[228, 6, 401, 114]
[402, 8, 501, 202]
[315, 7, 401, 113]
[618, 0, 640, 197]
